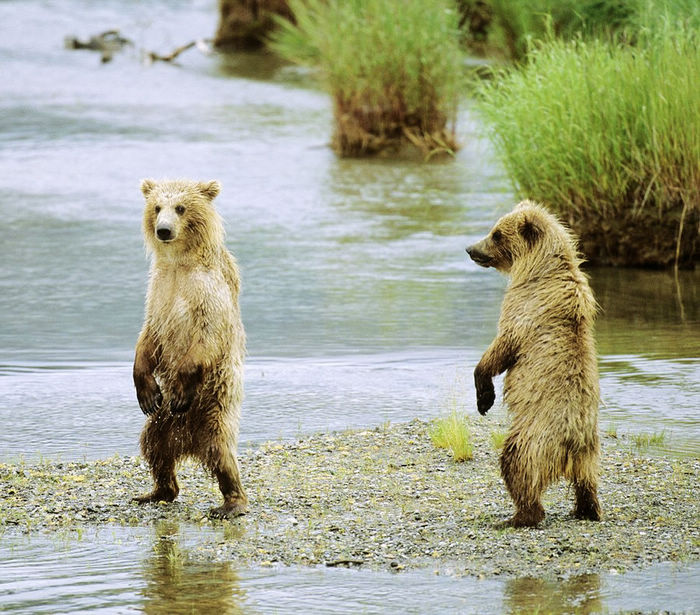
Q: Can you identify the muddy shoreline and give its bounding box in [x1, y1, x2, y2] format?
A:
[1, 419, 697, 579]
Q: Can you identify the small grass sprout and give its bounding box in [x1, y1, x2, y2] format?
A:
[490, 429, 507, 450]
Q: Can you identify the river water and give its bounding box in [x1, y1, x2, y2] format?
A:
[1, 1, 698, 612]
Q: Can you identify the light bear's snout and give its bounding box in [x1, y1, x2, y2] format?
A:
[155, 210, 178, 243]
[156, 225, 173, 241]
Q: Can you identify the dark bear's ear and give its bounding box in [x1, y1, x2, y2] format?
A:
[519, 216, 542, 247]
[140, 179, 156, 197]
[198, 180, 221, 200]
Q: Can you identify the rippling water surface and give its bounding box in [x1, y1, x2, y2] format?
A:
[2, 526, 698, 614]
[1, 0, 698, 612]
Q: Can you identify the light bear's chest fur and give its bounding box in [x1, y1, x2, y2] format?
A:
[146, 264, 233, 364]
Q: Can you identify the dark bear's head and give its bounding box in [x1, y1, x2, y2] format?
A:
[467, 200, 575, 274]
[140, 179, 223, 257]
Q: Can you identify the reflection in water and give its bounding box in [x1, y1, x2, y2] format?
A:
[504, 574, 603, 615]
[591, 267, 700, 358]
[141, 521, 247, 615]
[591, 266, 700, 456]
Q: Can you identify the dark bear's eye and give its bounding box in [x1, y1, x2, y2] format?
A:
[155, 206, 161, 214]
[175, 205, 186, 215]
[492, 230, 502, 243]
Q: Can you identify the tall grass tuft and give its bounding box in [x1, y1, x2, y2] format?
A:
[429, 411, 474, 462]
[487, 0, 634, 60]
[477, 24, 700, 267]
[485, 0, 700, 60]
[271, 0, 464, 158]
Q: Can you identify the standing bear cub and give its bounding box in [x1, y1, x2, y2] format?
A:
[133, 178, 247, 518]
[467, 200, 601, 528]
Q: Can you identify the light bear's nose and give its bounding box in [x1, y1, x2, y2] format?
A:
[156, 226, 173, 241]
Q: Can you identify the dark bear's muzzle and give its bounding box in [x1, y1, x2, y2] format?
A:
[466, 244, 492, 267]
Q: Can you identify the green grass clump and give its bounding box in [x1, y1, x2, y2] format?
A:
[271, 0, 464, 157]
[477, 24, 700, 267]
[430, 411, 474, 462]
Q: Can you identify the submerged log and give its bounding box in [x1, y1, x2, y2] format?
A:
[64, 30, 134, 63]
[214, 0, 294, 50]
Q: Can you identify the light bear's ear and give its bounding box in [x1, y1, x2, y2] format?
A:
[140, 179, 156, 197]
[198, 180, 221, 200]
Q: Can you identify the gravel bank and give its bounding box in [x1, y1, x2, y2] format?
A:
[1, 418, 697, 578]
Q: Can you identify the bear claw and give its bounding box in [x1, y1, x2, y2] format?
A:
[209, 501, 247, 519]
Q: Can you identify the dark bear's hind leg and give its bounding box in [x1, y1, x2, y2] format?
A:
[572, 453, 602, 521]
[499, 437, 545, 528]
[573, 480, 601, 521]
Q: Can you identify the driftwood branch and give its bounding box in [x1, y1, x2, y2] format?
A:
[143, 41, 195, 64]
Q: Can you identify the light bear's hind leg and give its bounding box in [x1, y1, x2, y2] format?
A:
[133, 419, 180, 504]
[209, 451, 247, 519]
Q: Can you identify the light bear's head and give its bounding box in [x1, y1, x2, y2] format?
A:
[466, 200, 578, 274]
[140, 179, 223, 256]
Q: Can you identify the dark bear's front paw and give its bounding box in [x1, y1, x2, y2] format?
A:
[475, 374, 495, 415]
[477, 389, 495, 415]
[474, 365, 496, 416]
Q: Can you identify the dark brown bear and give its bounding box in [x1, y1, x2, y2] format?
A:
[467, 200, 602, 528]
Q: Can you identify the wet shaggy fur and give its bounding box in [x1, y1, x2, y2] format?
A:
[467, 201, 601, 528]
[133, 178, 247, 518]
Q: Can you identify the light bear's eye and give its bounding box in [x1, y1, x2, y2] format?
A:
[155, 206, 161, 214]
[492, 230, 502, 243]
[175, 205, 186, 215]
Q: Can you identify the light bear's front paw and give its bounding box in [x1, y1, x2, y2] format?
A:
[168, 365, 203, 414]
[168, 391, 195, 414]
[135, 374, 162, 415]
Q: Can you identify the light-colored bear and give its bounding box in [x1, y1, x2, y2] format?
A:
[133, 178, 247, 518]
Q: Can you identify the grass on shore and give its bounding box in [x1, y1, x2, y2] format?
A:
[632, 430, 667, 450]
[476, 22, 700, 267]
[271, 0, 464, 158]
